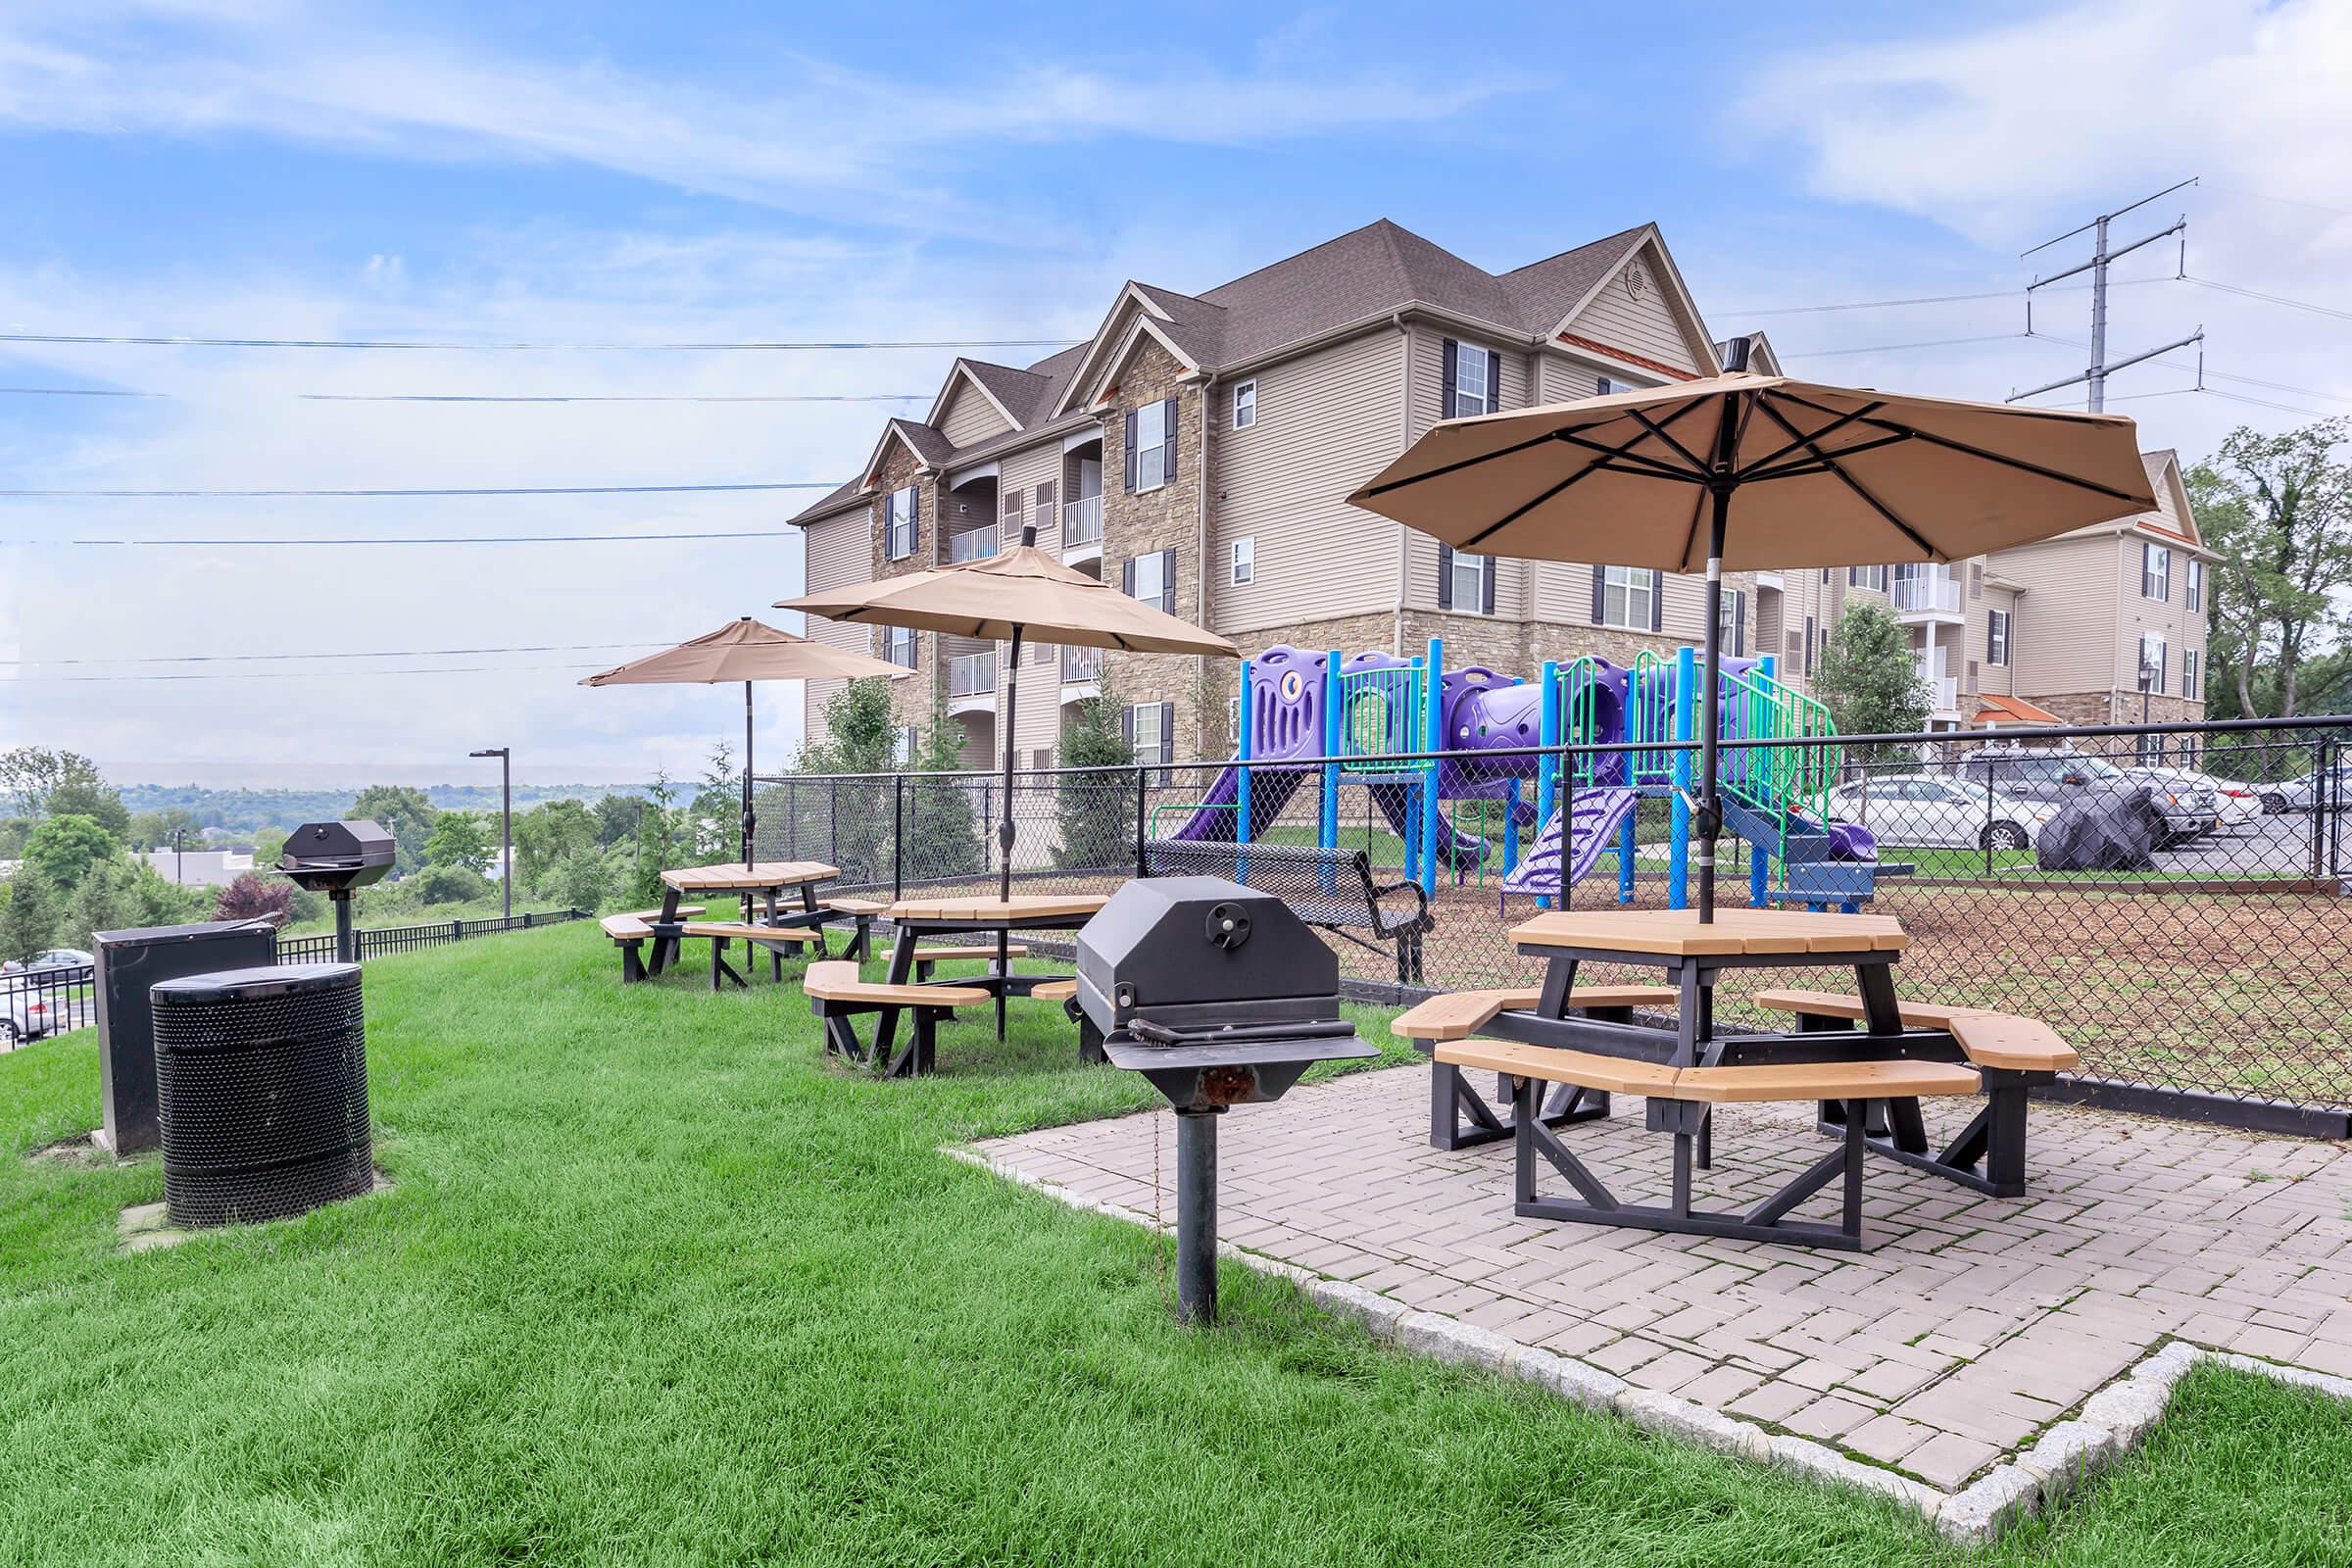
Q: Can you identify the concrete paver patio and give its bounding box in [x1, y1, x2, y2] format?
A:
[972, 1063, 2352, 1496]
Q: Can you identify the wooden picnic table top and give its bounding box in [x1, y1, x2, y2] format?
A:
[885, 894, 1109, 923]
[1509, 906, 1909, 957]
[661, 860, 840, 894]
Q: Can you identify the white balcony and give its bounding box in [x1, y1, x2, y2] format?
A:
[1915, 668, 1960, 712]
[948, 650, 997, 700]
[1890, 566, 1963, 618]
[1061, 645, 1102, 683]
[1062, 494, 1102, 552]
[947, 524, 999, 564]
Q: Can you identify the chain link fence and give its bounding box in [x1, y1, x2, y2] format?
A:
[755, 715, 2352, 1124]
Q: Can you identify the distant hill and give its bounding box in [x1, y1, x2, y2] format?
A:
[120, 782, 652, 833]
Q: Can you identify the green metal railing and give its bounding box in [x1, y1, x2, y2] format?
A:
[1335, 663, 1424, 773]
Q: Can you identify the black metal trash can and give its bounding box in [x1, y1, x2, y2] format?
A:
[151, 962, 373, 1227]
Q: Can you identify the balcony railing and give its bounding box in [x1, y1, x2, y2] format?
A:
[1890, 569, 1963, 614]
[1062, 645, 1102, 682]
[947, 524, 999, 564]
[1062, 494, 1102, 548]
[948, 650, 997, 699]
[1916, 670, 1960, 711]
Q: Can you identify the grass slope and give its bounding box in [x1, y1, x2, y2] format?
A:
[0, 925, 2342, 1566]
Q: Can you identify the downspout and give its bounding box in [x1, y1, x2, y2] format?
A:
[1393, 311, 1411, 654]
[1194, 370, 1216, 760]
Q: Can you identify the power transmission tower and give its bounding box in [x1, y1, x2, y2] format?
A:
[2011, 177, 2204, 411]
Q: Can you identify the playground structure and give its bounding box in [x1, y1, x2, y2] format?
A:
[1165, 641, 1896, 912]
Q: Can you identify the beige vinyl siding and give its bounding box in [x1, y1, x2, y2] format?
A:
[1974, 583, 2019, 698]
[1214, 327, 1408, 635]
[1559, 243, 1701, 373]
[997, 442, 1062, 548]
[938, 380, 1012, 448]
[1992, 533, 2120, 699]
[1400, 325, 1534, 615]
[1538, 349, 1627, 404]
[2116, 530, 2208, 696]
[997, 442, 1073, 761]
[800, 508, 877, 732]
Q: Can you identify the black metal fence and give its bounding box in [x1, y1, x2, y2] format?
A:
[0, 960, 95, 1048]
[756, 714, 2352, 1126]
[273, 908, 592, 964]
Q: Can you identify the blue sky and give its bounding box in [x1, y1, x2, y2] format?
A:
[2, 0, 2346, 786]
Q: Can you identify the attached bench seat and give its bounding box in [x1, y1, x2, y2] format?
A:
[1753, 988, 2075, 1198]
[1028, 978, 1078, 1003]
[821, 897, 885, 958]
[602, 906, 705, 982]
[806, 960, 986, 1078]
[908, 941, 1029, 982]
[1433, 1037, 1981, 1250]
[682, 920, 822, 991]
[1397, 984, 1677, 1151]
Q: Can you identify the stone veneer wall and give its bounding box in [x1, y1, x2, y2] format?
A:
[2024, 691, 2206, 729]
[1099, 336, 1213, 759]
[866, 442, 940, 732]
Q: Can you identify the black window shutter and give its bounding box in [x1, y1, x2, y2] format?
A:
[1437, 543, 1454, 609]
[1595, 374, 1609, 395]
[1441, 338, 1458, 418]
[1120, 558, 1135, 597]
[1159, 703, 1174, 764]
[1481, 556, 1496, 615]
[1123, 410, 1139, 492]
[1162, 397, 1178, 483]
[1158, 548, 1176, 612]
[1734, 590, 1746, 656]
[1120, 707, 1134, 746]
[1648, 570, 1663, 632]
[1591, 565, 1606, 624]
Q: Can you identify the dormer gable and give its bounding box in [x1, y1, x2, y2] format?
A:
[1550, 225, 1721, 381]
[928, 360, 1025, 447]
[1052, 283, 1217, 416]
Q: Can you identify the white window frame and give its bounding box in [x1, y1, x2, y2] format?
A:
[2182, 647, 2199, 700]
[1450, 551, 1488, 613]
[2185, 558, 2204, 613]
[892, 725, 918, 765]
[1453, 343, 1493, 417]
[881, 625, 918, 669]
[2140, 633, 2168, 694]
[1229, 535, 1254, 585]
[1127, 703, 1169, 768]
[2142, 541, 2171, 602]
[884, 484, 918, 561]
[1986, 609, 2010, 667]
[1601, 564, 1656, 630]
[1132, 550, 1168, 612]
[1231, 379, 1256, 430]
[1133, 400, 1167, 495]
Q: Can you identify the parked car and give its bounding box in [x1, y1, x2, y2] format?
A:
[2123, 766, 2260, 832]
[2272, 765, 2352, 815]
[1826, 774, 2053, 851]
[0, 950, 93, 1046]
[1953, 747, 2215, 844]
[0, 948, 95, 976]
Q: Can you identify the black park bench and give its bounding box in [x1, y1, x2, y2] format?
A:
[1143, 839, 1434, 982]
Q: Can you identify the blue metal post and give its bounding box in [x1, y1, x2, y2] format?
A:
[1399, 659, 1421, 885]
[1536, 659, 1559, 910]
[1618, 799, 1637, 904]
[1669, 645, 1694, 910]
[1235, 659, 1253, 885]
[1420, 637, 1444, 899]
[1750, 653, 1775, 907]
[1318, 649, 1342, 893]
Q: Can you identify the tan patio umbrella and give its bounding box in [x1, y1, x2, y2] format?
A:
[582, 616, 910, 868]
[1346, 351, 2158, 919]
[779, 528, 1240, 900]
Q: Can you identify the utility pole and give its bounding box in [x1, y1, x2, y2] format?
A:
[2011, 177, 2204, 412]
[470, 748, 513, 920]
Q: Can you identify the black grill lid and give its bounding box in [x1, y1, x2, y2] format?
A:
[1077, 876, 1337, 1020]
[276, 820, 395, 891]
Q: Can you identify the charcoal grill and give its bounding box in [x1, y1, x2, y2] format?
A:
[1076, 876, 1376, 1322]
[276, 819, 395, 962]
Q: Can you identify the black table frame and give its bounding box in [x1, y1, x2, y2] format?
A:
[648, 878, 849, 979]
[864, 910, 1097, 1075]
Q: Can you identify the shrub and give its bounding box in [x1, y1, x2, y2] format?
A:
[214, 872, 295, 925]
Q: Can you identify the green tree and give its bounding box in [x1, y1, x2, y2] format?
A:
[0, 866, 62, 965]
[423, 810, 495, 875]
[689, 741, 739, 863]
[594, 793, 644, 846]
[412, 863, 493, 906]
[2189, 422, 2352, 718]
[1055, 683, 1135, 870]
[796, 677, 902, 883]
[1814, 602, 1931, 765]
[0, 747, 105, 819]
[804, 677, 898, 774]
[513, 799, 599, 895]
[45, 777, 130, 838]
[630, 771, 683, 906]
[548, 846, 620, 912]
[23, 813, 122, 891]
[907, 689, 983, 880]
[118, 861, 211, 927]
[349, 785, 439, 875]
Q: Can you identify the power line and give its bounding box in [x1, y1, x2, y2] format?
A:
[0, 639, 677, 668]
[0, 386, 926, 404]
[1723, 276, 2170, 318]
[3, 662, 614, 685]
[0, 330, 1082, 352]
[1775, 332, 2035, 360]
[73, 529, 808, 546]
[5, 480, 840, 499]
[2180, 274, 2352, 323]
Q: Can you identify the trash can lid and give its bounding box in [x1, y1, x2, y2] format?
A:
[149, 962, 361, 1004]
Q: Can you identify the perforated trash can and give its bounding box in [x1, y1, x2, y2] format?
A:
[151, 962, 372, 1227]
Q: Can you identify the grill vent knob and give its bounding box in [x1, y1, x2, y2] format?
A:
[1205, 903, 1252, 951]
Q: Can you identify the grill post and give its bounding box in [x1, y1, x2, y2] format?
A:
[331, 892, 356, 965]
[1174, 1107, 1220, 1324]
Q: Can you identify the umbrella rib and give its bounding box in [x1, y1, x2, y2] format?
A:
[1354, 428, 1584, 499]
[1732, 400, 1887, 480]
[1771, 391, 2153, 506]
[1740, 430, 1916, 481]
[1755, 399, 1938, 560]
[1623, 408, 1712, 474]
[1552, 432, 1702, 483]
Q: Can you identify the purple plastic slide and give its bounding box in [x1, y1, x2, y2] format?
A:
[1498, 787, 1639, 899]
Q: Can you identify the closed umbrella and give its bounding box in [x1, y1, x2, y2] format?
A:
[779, 528, 1239, 900]
[582, 617, 910, 868]
[1347, 353, 2157, 919]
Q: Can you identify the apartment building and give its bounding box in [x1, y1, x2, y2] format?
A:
[1772, 449, 2212, 734]
[791, 219, 1760, 769]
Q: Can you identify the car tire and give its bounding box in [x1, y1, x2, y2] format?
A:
[2260, 792, 2286, 814]
[1982, 822, 2030, 852]
[0, 1021, 18, 1049]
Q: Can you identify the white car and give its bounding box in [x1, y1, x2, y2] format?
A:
[1825, 774, 2054, 851]
[2124, 766, 2261, 832]
[0, 949, 93, 1046]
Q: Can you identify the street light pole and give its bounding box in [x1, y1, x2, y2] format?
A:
[470, 748, 512, 920]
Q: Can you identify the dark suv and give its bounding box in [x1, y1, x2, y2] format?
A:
[1954, 748, 2214, 845]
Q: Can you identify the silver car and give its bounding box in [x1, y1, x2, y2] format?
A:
[1826, 774, 2053, 851]
[0, 949, 94, 1046]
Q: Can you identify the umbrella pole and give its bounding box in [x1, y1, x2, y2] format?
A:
[1696, 395, 1739, 922]
[743, 679, 756, 871]
[1000, 626, 1022, 904]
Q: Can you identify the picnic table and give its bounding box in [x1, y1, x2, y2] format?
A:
[872, 894, 1109, 1054]
[648, 861, 842, 976]
[1398, 906, 2074, 1250]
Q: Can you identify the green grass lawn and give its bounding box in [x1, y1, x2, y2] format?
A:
[2, 924, 2344, 1566]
